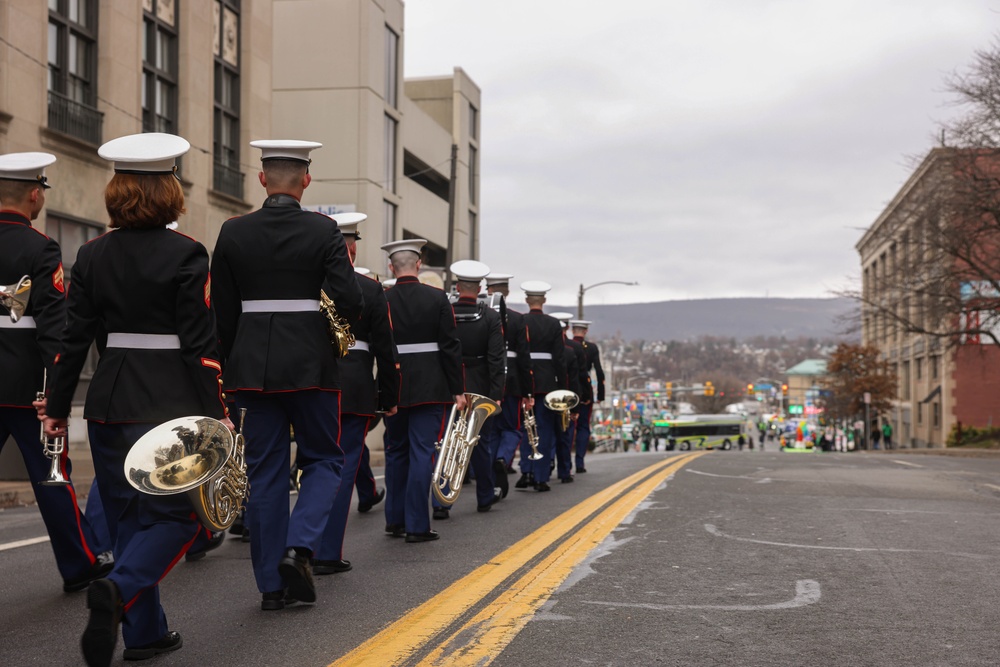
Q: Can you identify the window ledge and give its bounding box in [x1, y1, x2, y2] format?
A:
[39, 127, 107, 167]
[208, 188, 253, 212]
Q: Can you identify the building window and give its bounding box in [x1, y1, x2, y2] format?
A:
[917, 402, 923, 424]
[47, 0, 103, 144]
[469, 211, 477, 257]
[469, 104, 478, 141]
[213, 0, 243, 199]
[383, 200, 396, 245]
[468, 144, 477, 204]
[932, 402, 940, 428]
[385, 26, 398, 109]
[931, 355, 939, 379]
[143, 0, 179, 134]
[384, 114, 397, 193]
[916, 357, 922, 380]
[47, 214, 102, 380]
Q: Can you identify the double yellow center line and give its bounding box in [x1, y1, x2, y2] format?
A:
[331, 452, 704, 667]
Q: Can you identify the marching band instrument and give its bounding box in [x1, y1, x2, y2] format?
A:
[544, 389, 580, 432]
[38, 370, 70, 487]
[124, 409, 249, 531]
[0, 275, 30, 323]
[522, 404, 544, 460]
[432, 392, 501, 505]
[320, 289, 356, 357]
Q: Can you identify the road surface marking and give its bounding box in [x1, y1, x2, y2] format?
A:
[582, 579, 821, 611]
[0, 536, 50, 553]
[686, 469, 772, 483]
[891, 460, 923, 468]
[982, 483, 1000, 493]
[414, 454, 705, 667]
[329, 452, 704, 667]
[704, 524, 988, 559]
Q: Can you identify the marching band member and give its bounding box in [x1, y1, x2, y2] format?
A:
[552, 313, 586, 483]
[431, 261, 505, 518]
[381, 239, 464, 542]
[517, 282, 566, 492]
[0, 151, 112, 593]
[43, 133, 229, 665]
[314, 215, 398, 574]
[350, 269, 387, 514]
[570, 319, 604, 472]
[483, 273, 533, 488]
[211, 140, 363, 610]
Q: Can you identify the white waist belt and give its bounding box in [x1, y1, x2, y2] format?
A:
[352, 340, 370, 352]
[397, 342, 440, 354]
[107, 333, 181, 349]
[242, 299, 320, 313]
[507, 350, 518, 358]
[530, 352, 552, 360]
[0, 316, 36, 329]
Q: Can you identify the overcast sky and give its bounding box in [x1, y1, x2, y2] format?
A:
[403, 1, 1000, 307]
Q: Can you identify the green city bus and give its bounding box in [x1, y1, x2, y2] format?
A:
[652, 415, 745, 451]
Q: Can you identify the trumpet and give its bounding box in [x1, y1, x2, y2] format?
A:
[522, 403, 543, 460]
[38, 370, 70, 487]
[544, 389, 579, 432]
[0, 275, 31, 323]
[432, 393, 501, 505]
[124, 410, 249, 531]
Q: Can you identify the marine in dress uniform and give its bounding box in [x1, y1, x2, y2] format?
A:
[381, 239, 465, 542]
[211, 140, 364, 609]
[552, 312, 586, 483]
[43, 134, 228, 665]
[0, 152, 111, 592]
[483, 274, 533, 482]
[431, 261, 505, 517]
[517, 282, 567, 492]
[570, 320, 604, 472]
[314, 215, 398, 574]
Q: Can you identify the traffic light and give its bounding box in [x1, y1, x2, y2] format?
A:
[704, 381, 714, 397]
[747, 383, 754, 395]
[665, 381, 673, 399]
[781, 383, 788, 396]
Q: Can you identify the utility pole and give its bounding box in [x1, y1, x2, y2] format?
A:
[577, 283, 584, 319]
[444, 142, 458, 293]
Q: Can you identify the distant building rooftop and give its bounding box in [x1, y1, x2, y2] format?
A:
[786, 359, 828, 376]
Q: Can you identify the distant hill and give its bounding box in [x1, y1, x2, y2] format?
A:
[544, 297, 858, 341]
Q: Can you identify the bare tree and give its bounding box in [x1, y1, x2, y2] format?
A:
[821, 343, 897, 422]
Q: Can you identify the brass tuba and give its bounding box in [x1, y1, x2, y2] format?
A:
[124, 412, 249, 531]
[320, 289, 355, 357]
[432, 393, 501, 505]
[521, 404, 543, 460]
[0, 275, 31, 323]
[544, 389, 579, 432]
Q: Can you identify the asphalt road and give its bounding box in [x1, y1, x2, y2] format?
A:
[2, 450, 1000, 666]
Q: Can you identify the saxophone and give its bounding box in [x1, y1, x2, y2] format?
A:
[320, 289, 355, 358]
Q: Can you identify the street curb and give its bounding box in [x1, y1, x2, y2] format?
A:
[864, 448, 1000, 458]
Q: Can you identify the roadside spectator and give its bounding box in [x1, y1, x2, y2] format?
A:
[872, 427, 881, 450]
[882, 421, 893, 450]
[738, 433, 746, 451]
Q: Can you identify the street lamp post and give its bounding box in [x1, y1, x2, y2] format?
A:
[578, 280, 638, 319]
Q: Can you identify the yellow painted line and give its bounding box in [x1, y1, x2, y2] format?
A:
[330, 452, 704, 667]
[417, 454, 701, 666]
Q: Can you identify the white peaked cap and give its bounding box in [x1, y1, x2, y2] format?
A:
[520, 280, 552, 297]
[569, 320, 592, 328]
[485, 272, 514, 286]
[0, 152, 56, 188]
[381, 238, 426, 257]
[98, 133, 189, 174]
[354, 267, 371, 276]
[332, 212, 366, 238]
[382, 278, 397, 288]
[550, 312, 574, 322]
[250, 139, 322, 163]
[451, 260, 490, 282]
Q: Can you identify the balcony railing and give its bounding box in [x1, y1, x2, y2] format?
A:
[213, 159, 244, 200]
[47, 90, 103, 145]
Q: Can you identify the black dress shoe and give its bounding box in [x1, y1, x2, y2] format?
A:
[493, 460, 509, 498]
[405, 530, 440, 543]
[577, 467, 587, 473]
[312, 559, 352, 575]
[560, 476, 574, 484]
[228, 509, 246, 535]
[535, 482, 551, 492]
[261, 590, 286, 611]
[122, 631, 182, 661]
[385, 523, 405, 537]
[432, 507, 450, 520]
[81, 578, 122, 667]
[357, 488, 386, 513]
[185, 531, 224, 562]
[506, 465, 515, 474]
[278, 549, 316, 603]
[65, 551, 114, 593]
[514, 473, 534, 489]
